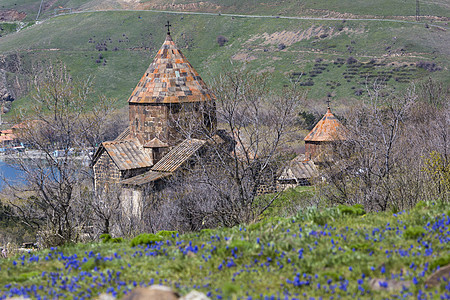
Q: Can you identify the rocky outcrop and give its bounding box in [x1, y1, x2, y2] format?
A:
[122, 285, 179, 300]
[0, 54, 28, 103]
[180, 291, 210, 300]
[369, 278, 411, 292]
[0, 10, 26, 22]
[96, 286, 210, 300]
[425, 264, 450, 287]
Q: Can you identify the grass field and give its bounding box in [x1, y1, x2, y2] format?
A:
[0, 199, 448, 299]
[0, 10, 448, 117]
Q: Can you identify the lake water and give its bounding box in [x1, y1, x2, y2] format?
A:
[0, 159, 25, 190]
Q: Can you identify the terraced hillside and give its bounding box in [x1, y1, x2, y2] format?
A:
[0, 6, 448, 115]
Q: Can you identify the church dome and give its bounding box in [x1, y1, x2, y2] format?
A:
[304, 106, 347, 142]
[127, 33, 214, 104]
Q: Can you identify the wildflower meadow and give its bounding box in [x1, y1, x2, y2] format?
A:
[0, 201, 449, 299]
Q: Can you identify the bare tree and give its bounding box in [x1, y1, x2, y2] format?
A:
[4, 63, 118, 246]
[154, 70, 304, 230]
[322, 79, 449, 211]
[89, 186, 122, 235]
[415, 78, 449, 201]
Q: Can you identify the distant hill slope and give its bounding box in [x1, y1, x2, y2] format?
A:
[2, 0, 449, 22]
[0, 9, 448, 115]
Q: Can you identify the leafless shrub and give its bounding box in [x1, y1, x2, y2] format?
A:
[139, 70, 305, 231]
[216, 35, 228, 47]
[346, 56, 357, 64]
[4, 62, 118, 246]
[416, 61, 441, 72]
[278, 43, 286, 50]
[322, 79, 449, 211]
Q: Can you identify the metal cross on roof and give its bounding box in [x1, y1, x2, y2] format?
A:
[326, 98, 331, 109]
[165, 21, 171, 35]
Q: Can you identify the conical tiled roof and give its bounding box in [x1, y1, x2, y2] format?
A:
[304, 107, 347, 142]
[128, 34, 213, 104]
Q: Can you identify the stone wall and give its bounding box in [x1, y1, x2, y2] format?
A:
[305, 141, 323, 161]
[129, 102, 216, 147]
[129, 103, 169, 145]
[93, 151, 121, 191]
[121, 186, 143, 219]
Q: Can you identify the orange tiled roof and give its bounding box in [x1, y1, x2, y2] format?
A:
[0, 134, 16, 141]
[115, 128, 131, 141]
[128, 34, 214, 104]
[304, 107, 347, 142]
[117, 138, 206, 186]
[151, 138, 206, 172]
[0, 129, 13, 135]
[101, 139, 153, 171]
[11, 120, 45, 130]
[278, 154, 319, 180]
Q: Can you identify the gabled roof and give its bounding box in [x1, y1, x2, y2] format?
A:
[96, 139, 153, 171]
[121, 170, 171, 186]
[115, 128, 131, 141]
[278, 154, 319, 181]
[151, 138, 206, 172]
[0, 134, 16, 142]
[128, 34, 214, 104]
[304, 107, 347, 142]
[0, 129, 13, 135]
[119, 138, 206, 186]
[144, 137, 169, 148]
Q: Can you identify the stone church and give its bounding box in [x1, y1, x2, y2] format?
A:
[278, 104, 348, 187]
[92, 27, 217, 215]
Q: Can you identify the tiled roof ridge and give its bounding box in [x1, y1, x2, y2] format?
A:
[144, 137, 169, 148]
[151, 138, 206, 172]
[115, 127, 131, 141]
[103, 138, 135, 145]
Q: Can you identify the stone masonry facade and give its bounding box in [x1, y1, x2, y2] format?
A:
[93, 151, 121, 191]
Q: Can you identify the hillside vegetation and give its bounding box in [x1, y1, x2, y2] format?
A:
[0, 9, 448, 116]
[2, 0, 450, 22]
[0, 200, 449, 299]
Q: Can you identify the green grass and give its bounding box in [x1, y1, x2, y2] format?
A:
[0, 23, 18, 36]
[0, 200, 448, 298]
[0, 10, 448, 119]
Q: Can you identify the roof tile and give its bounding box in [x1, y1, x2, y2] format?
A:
[304, 107, 348, 142]
[128, 34, 214, 104]
[151, 138, 206, 172]
[103, 139, 152, 171]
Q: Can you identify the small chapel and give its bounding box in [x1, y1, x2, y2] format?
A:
[278, 103, 348, 187]
[92, 24, 217, 214]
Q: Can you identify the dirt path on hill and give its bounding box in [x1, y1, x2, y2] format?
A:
[45, 8, 448, 30]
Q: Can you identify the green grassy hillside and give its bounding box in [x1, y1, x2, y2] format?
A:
[0, 200, 449, 299]
[0, 10, 448, 115]
[135, 0, 450, 18]
[3, 0, 449, 22]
